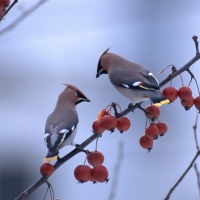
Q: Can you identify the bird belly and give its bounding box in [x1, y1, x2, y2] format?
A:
[114, 85, 149, 104]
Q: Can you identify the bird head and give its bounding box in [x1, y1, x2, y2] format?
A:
[62, 84, 90, 105]
[96, 47, 110, 78]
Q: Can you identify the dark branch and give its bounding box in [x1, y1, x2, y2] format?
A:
[164, 151, 200, 200]
[159, 52, 200, 88]
[0, 0, 18, 21]
[0, 0, 49, 36]
[194, 163, 200, 195]
[164, 114, 200, 199]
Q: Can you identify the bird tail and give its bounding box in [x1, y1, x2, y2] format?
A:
[150, 92, 170, 107]
[43, 151, 59, 162]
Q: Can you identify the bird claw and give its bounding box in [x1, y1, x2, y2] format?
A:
[75, 143, 82, 150]
[75, 144, 89, 154]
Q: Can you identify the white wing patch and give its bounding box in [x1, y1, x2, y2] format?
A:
[122, 84, 129, 88]
[44, 133, 50, 146]
[132, 81, 142, 87]
[149, 72, 159, 85]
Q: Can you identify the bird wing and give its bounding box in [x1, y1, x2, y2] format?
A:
[109, 62, 159, 91]
[44, 109, 78, 152]
[44, 122, 78, 152]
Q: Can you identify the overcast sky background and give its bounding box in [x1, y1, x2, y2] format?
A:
[1, 0, 200, 200]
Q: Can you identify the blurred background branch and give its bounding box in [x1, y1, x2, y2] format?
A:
[0, 0, 48, 35]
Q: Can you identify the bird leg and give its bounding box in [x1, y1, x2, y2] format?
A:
[75, 144, 89, 154]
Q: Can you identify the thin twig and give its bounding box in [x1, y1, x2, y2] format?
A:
[0, 0, 18, 21]
[187, 69, 200, 95]
[0, 0, 49, 35]
[192, 35, 199, 55]
[164, 151, 200, 200]
[108, 141, 125, 200]
[194, 114, 199, 151]
[159, 52, 200, 88]
[194, 163, 200, 195]
[164, 115, 199, 199]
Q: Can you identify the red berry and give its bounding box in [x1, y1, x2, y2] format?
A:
[92, 120, 105, 134]
[40, 163, 54, 176]
[194, 96, 200, 110]
[0, 0, 10, 7]
[180, 96, 194, 110]
[145, 105, 160, 120]
[97, 109, 109, 120]
[145, 122, 160, 140]
[4, 0, 10, 7]
[101, 115, 117, 132]
[91, 165, 109, 183]
[162, 86, 178, 102]
[139, 135, 153, 151]
[117, 117, 131, 133]
[0, 6, 3, 18]
[74, 165, 92, 183]
[89, 174, 97, 184]
[178, 86, 192, 100]
[87, 151, 104, 167]
[156, 122, 168, 136]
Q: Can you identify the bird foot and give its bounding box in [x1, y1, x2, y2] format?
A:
[75, 144, 89, 154]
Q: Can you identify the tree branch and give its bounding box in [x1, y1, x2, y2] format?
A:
[0, 0, 49, 36]
[159, 52, 200, 88]
[164, 151, 200, 200]
[0, 0, 18, 21]
[194, 163, 200, 195]
[164, 114, 200, 200]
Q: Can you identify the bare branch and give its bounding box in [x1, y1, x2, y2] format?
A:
[159, 52, 200, 88]
[164, 151, 200, 200]
[108, 141, 125, 200]
[0, 0, 49, 36]
[0, 0, 18, 21]
[192, 35, 199, 55]
[194, 114, 199, 151]
[194, 163, 200, 195]
[164, 114, 199, 200]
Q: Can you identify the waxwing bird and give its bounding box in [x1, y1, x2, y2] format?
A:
[96, 48, 169, 106]
[44, 84, 90, 162]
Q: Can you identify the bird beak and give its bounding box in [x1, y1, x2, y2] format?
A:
[96, 72, 100, 78]
[85, 98, 90, 102]
[76, 98, 90, 105]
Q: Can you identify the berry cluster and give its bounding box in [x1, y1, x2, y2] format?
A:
[139, 105, 168, 151]
[0, 0, 10, 17]
[74, 150, 109, 184]
[162, 86, 200, 111]
[92, 107, 131, 134]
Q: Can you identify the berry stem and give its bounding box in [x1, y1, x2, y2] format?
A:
[111, 102, 122, 118]
[95, 138, 99, 151]
[179, 73, 184, 87]
[187, 69, 200, 95]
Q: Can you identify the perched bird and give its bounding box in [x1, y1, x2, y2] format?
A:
[96, 48, 169, 106]
[44, 84, 90, 162]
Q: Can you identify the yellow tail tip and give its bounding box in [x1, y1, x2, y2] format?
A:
[43, 156, 57, 162]
[153, 99, 170, 107]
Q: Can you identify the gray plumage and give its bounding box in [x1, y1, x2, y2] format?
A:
[96, 48, 169, 106]
[44, 84, 90, 162]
